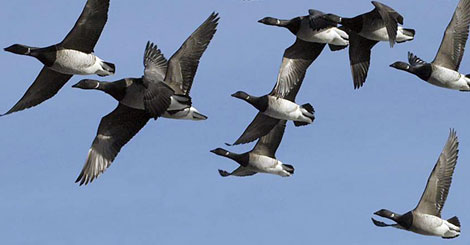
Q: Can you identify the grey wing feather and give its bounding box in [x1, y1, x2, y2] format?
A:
[271, 38, 325, 101]
[414, 129, 459, 217]
[143, 82, 174, 118]
[251, 120, 287, 158]
[60, 0, 110, 53]
[433, 0, 470, 70]
[348, 32, 378, 89]
[220, 167, 257, 177]
[2, 67, 72, 116]
[75, 104, 150, 186]
[143, 41, 168, 83]
[164, 12, 219, 95]
[372, 1, 403, 47]
[230, 113, 280, 145]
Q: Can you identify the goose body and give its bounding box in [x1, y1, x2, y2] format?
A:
[229, 38, 321, 145]
[212, 121, 294, 177]
[264, 96, 313, 123]
[390, 0, 470, 91]
[72, 13, 219, 185]
[258, 9, 349, 47]
[50, 49, 113, 76]
[297, 19, 349, 45]
[428, 65, 470, 90]
[410, 213, 460, 238]
[372, 129, 461, 239]
[324, 1, 415, 89]
[359, 26, 414, 42]
[2, 0, 114, 115]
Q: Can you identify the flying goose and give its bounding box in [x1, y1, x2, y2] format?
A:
[324, 1, 415, 89]
[372, 129, 460, 239]
[72, 12, 219, 185]
[3, 0, 114, 116]
[390, 0, 470, 91]
[211, 120, 294, 177]
[228, 38, 322, 145]
[258, 9, 349, 51]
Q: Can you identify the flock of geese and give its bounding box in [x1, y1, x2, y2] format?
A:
[3, 0, 469, 240]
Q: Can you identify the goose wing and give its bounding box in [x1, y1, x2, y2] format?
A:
[308, 9, 334, 31]
[229, 112, 280, 146]
[251, 120, 287, 158]
[270, 38, 324, 101]
[2, 67, 72, 116]
[60, 0, 110, 53]
[433, 0, 470, 70]
[75, 104, 150, 186]
[348, 31, 378, 89]
[143, 41, 168, 83]
[414, 129, 459, 217]
[164, 12, 219, 95]
[371, 1, 403, 47]
[219, 167, 257, 177]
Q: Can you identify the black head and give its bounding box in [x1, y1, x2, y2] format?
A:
[282, 164, 295, 174]
[231, 91, 251, 101]
[210, 148, 230, 157]
[389, 61, 410, 71]
[72, 79, 100, 89]
[374, 209, 400, 221]
[258, 17, 280, 25]
[4, 44, 32, 55]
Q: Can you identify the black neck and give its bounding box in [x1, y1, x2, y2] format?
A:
[245, 95, 268, 112]
[341, 16, 363, 33]
[410, 64, 433, 81]
[100, 79, 128, 101]
[396, 211, 413, 230]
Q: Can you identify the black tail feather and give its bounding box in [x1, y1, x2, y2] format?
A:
[447, 216, 460, 227]
[282, 164, 294, 174]
[293, 121, 310, 127]
[328, 44, 348, 51]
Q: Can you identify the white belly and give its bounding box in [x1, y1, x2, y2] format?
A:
[298, 27, 349, 46]
[248, 154, 290, 177]
[50, 50, 108, 75]
[360, 26, 413, 42]
[411, 214, 460, 238]
[428, 66, 470, 90]
[264, 97, 307, 122]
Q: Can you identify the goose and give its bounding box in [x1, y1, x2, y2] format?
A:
[372, 129, 460, 239]
[211, 120, 294, 177]
[390, 0, 470, 91]
[258, 9, 349, 51]
[228, 38, 322, 145]
[71, 13, 218, 185]
[324, 1, 415, 89]
[2, 0, 114, 116]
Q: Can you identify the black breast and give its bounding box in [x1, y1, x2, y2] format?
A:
[32, 45, 58, 67]
[414, 64, 433, 81]
[234, 153, 250, 167]
[397, 211, 413, 230]
[257, 95, 269, 112]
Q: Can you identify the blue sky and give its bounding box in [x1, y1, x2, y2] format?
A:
[0, 0, 469, 244]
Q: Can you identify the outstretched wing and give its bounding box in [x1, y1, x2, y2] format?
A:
[164, 12, 219, 95]
[2, 67, 72, 116]
[433, 0, 470, 70]
[348, 31, 378, 89]
[75, 104, 150, 186]
[372, 1, 404, 47]
[414, 129, 459, 217]
[251, 120, 287, 158]
[60, 0, 110, 53]
[229, 113, 280, 146]
[270, 38, 324, 101]
[143, 41, 168, 83]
